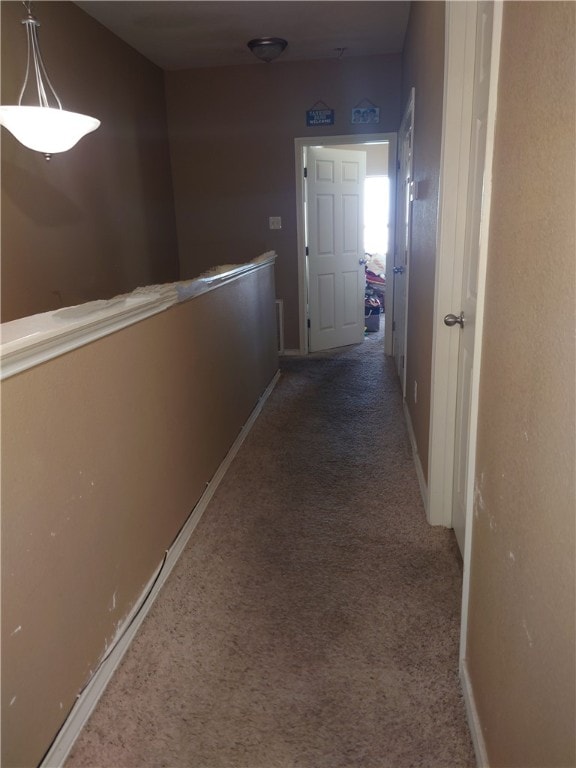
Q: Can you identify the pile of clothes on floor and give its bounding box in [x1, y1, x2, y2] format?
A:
[364, 253, 386, 332]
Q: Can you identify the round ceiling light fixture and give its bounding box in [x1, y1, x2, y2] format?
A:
[247, 37, 288, 63]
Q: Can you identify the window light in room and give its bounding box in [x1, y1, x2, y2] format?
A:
[0, 2, 100, 160]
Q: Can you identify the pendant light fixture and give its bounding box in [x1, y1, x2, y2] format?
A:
[247, 37, 288, 64]
[0, 2, 100, 160]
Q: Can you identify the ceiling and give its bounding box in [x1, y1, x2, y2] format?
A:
[74, 1, 411, 71]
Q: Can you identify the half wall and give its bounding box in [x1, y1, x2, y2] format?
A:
[1, 256, 278, 767]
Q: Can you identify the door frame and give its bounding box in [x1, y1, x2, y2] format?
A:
[295, 133, 398, 355]
[427, 0, 503, 721]
[393, 90, 415, 395]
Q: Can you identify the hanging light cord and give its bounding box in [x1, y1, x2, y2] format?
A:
[18, 1, 62, 109]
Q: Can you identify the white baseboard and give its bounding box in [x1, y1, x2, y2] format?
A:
[461, 659, 489, 767]
[280, 348, 303, 356]
[402, 400, 429, 517]
[40, 370, 281, 768]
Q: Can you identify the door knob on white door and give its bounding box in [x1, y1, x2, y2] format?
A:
[359, 257, 368, 265]
[444, 311, 465, 328]
[393, 266, 405, 274]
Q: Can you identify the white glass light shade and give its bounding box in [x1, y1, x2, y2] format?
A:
[247, 38, 288, 63]
[0, 106, 101, 154]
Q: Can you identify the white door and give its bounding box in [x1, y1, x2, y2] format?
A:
[449, 1, 494, 553]
[307, 147, 366, 353]
[393, 91, 414, 392]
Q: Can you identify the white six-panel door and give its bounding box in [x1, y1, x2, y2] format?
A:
[450, 1, 495, 554]
[307, 147, 366, 353]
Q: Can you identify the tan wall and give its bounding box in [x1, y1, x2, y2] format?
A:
[164, 55, 402, 349]
[467, 3, 576, 766]
[401, 1, 445, 479]
[1, 265, 279, 768]
[0, 0, 179, 323]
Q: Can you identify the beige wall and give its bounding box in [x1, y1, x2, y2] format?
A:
[400, 1, 445, 479]
[1, 265, 278, 768]
[467, 3, 575, 766]
[0, 1, 179, 323]
[164, 55, 402, 349]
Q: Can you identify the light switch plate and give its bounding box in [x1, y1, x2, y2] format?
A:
[269, 216, 282, 230]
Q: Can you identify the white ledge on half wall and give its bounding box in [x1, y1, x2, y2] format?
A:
[0, 251, 277, 381]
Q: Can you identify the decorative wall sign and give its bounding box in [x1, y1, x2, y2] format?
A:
[306, 100, 335, 127]
[351, 99, 380, 124]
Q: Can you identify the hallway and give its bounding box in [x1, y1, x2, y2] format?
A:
[65, 337, 475, 768]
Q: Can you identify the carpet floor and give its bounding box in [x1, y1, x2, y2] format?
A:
[65, 330, 476, 768]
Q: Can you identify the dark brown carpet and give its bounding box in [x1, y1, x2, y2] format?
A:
[66, 332, 475, 768]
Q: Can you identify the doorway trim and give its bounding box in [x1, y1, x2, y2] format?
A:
[295, 133, 398, 355]
[393, 90, 415, 396]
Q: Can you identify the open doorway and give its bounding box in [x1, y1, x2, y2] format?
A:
[363, 174, 389, 337]
[295, 133, 397, 355]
